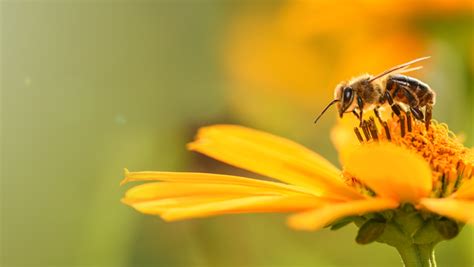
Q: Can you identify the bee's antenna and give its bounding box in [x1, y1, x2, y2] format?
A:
[314, 99, 339, 124]
[369, 56, 430, 83]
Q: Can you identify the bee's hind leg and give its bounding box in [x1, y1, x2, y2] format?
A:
[409, 106, 424, 121]
[425, 104, 433, 130]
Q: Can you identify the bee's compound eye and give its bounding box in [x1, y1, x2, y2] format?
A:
[343, 87, 353, 103]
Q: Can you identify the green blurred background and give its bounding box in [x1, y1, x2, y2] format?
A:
[1, 1, 473, 266]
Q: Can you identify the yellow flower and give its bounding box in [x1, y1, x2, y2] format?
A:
[121, 116, 474, 231]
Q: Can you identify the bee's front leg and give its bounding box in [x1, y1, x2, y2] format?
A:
[352, 110, 360, 120]
[357, 96, 364, 126]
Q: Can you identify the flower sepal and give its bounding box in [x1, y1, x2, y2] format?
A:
[355, 218, 387, 244]
[328, 216, 365, 231]
[345, 204, 464, 267]
[348, 204, 461, 246]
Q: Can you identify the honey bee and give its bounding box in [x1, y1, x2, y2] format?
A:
[314, 57, 436, 129]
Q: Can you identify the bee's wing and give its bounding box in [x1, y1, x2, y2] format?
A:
[397, 66, 423, 74]
[368, 56, 430, 83]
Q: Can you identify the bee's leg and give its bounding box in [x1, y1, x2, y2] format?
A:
[357, 96, 364, 126]
[383, 89, 392, 104]
[410, 106, 424, 121]
[392, 104, 403, 117]
[373, 107, 383, 124]
[395, 85, 428, 124]
[399, 87, 425, 123]
[425, 104, 433, 130]
[352, 110, 360, 120]
[391, 76, 435, 124]
[383, 91, 401, 117]
[386, 77, 412, 118]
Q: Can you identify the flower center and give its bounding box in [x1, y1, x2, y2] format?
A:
[346, 113, 473, 197]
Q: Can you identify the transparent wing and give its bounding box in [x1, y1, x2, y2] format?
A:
[369, 56, 430, 83]
[397, 66, 423, 74]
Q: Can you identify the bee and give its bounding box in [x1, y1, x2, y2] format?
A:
[314, 57, 436, 129]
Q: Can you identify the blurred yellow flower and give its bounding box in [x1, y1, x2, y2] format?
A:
[121, 117, 473, 231]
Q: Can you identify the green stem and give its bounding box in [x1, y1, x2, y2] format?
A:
[395, 243, 436, 267]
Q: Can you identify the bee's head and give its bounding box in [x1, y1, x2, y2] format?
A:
[334, 83, 356, 118]
[313, 81, 358, 124]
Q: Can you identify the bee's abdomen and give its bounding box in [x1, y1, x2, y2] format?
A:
[387, 74, 435, 107]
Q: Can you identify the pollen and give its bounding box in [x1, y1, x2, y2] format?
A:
[349, 113, 474, 198]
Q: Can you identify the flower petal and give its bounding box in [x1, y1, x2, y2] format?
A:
[453, 178, 474, 200]
[344, 143, 432, 203]
[287, 198, 398, 231]
[122, 170, 317, 196]
[420, 198, 474, 223]
[125, 196, 230, 215]
[330, 115, 361, 165]
[121, 171, 333, 220]
[187, 125, 363, 200]
[330, 109, 392, 165]
[130, 195, 326, 221]
[123, 182, 307, 204]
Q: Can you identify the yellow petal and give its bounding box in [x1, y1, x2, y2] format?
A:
[330, 115, 361, 165]
[125, 196, 232, 215]
[287, 198, 398, 231]
[330, 109, 392, 165]
[187, 125, 363, 200]
[122, 170, 316, 196]
[121, 171, 333, 219]
[420, 198, 474, 224]
[123, 182, 307, 204]
[160, 195, 326, 221]
[344, 143, 432, 203]
[452, 178, 474, 200]
[127, 195, 326, 219]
